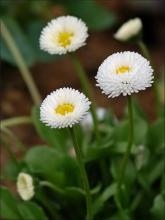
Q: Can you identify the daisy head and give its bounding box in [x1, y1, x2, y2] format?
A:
[96, 51, 154, 98]
[40, 88, 91, 128]
[17, 172, 34, 201]
[39, 16, 88, 55]
[114, 18, 142, 42]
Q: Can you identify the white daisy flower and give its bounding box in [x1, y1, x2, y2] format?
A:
[39, 15, 88, 55]
[96, 51, 154, 98]
[81, 107, 106, 129]
[114, 18, 142, 42]
[40, 88, 91, 128]
[17, 172, 34, 201]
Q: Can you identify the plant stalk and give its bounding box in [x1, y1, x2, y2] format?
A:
[1, 127, 26, 151]
[70, 53, 100, 143]
[0, 137, 18, 165]
[118, 96, 134, 190]
[69, 127, 93, 220]
[1, 20, 41, 105]
[138, 40, 160, 113]
[1, 116, 32, 128]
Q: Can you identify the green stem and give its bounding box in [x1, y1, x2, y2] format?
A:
[1, 116, 32, 128]
[69, 127, 93, 220]
[1, 21, 41, 105]
[114, 194, 129, 220]
[115, 96, 134, 219]
[70, 54, 109, 185]
[138, 40, 160, 114]
[1, 127, 26, 151]
[0, 137, 18, 164]
[118, 96, 134, 191]
[70, 53, 100, 143]
[138, 41, 150, 60]
[40, 181, 65, 195]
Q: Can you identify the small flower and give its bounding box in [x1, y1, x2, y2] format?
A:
[96, 51, 154, 98]
[39, 15, 88, 55]
[114, 18, 142, 42]
[40, 88, 91, 128]
[81, 107, 106, 129]
[17, 172, 34, 201]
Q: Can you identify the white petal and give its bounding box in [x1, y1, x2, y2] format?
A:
[114, 18, 142, 41]
[96, 51, 154, 98]
[39, 16, 88, 55]
[17, 173, 34, 201]
[40, 88, 91, 128]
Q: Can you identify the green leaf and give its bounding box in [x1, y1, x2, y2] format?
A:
[111, 159, 136, 187]
[114, 116, 148, 145]
[17, 201, 48, 220]
[150, 194, 165, 220]
[1, 16, 36, 67]
[148, 159, 164, 184]
[3, 160, 27, 181]
[92, 183, 116, 216]
[24, 146, 65, 186]
[148, 118, 165, 152]
[0, 187, 22, 220]
[59, 0, 116, 31]
[65, 186, 85, 200]
[32, 106, 69, 152]
[85, 140, 113, 162]
[25, 146, 80, 187]
[124, 98, 147, 120]
[110, 141, 136, 155]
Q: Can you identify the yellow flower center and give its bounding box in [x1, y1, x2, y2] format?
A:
[116, 66, 131, 74]
[58, 32, 74, 47]
[55, 103, 74, 115]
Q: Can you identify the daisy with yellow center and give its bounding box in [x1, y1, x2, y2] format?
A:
[40, 89, 93, 219]
[39, 16, 88, 55]
[96, 51, 154, 98]
[40, 88, 91, 128]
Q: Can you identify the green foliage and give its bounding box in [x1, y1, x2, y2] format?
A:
[1, 16, 36, 67]
[1, 101, 164, 219]
[0, 187, 22, 220]
[32, 106, 69, 152]
[150, 194, 165, 220]
[0, 16, 61, 67]
[148, 118, 165, 152]
[1, 2, 164, 219]
[58, 0, 116, 31]
[26, 20, 61, 62]
[0, 0, 117, 66]
[114, 116, 148, 146]
[17, 201, 48, 220]
[3, 160, 27, 181]
[0, 187, 48, 220]
[92, 183, 116, 216]
[24, 146, 80, 187]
